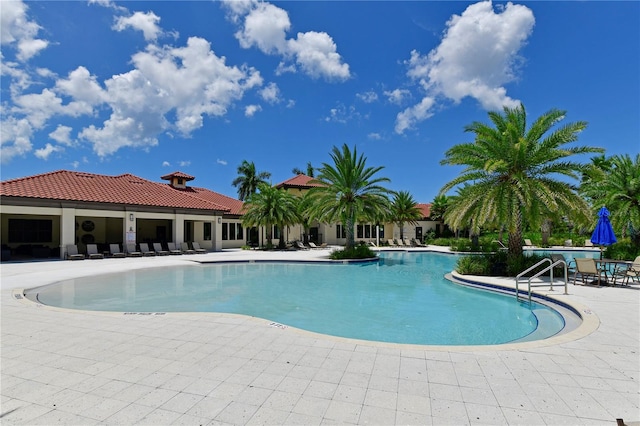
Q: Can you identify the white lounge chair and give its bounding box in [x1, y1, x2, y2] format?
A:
[109, 244, 126, 258]
[139, 243, 156, 256]
[524, 239, 534, 247]
[191, 242, 207, 254]
[125, 243, 142, 257]
[66, 244, 85, 260]
[167, 242, 182, 255]
[86, 244, 104, 259]
[153, 243, 170, 256]
[181, 242, 196, 254]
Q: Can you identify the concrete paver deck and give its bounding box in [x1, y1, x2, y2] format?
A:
[1, 248, 639, 425]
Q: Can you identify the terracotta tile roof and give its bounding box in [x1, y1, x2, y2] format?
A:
[189, 187, 245, 215]
[275, 174, 324, 189]
[417, 203, 432, 219]
[1, 170, 230, 212]
[161, 171, 195, 181]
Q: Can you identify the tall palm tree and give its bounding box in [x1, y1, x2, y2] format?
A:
[232, 160, 271, 201]
[390, 191, 423, 240]
[440, 103, 604, 258]
[428, 194, 448, 222]
[242, 183, 300, 249]
[305, 144, 392, 250]
[581, 153, 640, 246]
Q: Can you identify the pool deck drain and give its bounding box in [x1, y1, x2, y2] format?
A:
[1, 247, 639, 425]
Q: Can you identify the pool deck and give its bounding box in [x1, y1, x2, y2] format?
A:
[1, 247, 638, 425]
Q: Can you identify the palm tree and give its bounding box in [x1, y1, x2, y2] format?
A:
[242, 183, 300, 249]
[581, 153, 640, 246]
[440, 103, 604, 258]
[305, 144, 392, 250]
[232, 160, 271, 201]
[292, 161, 315, 177]
[390, 191, 423, 241]
[429, 194, 448, 222]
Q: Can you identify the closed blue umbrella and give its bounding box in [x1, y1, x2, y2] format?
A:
[591, 206, 617, 258]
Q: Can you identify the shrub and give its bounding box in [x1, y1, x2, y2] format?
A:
[330, 244, 376, 260]
[455, 255, 490, 275]
[604, 240, 640, 260]
[454, 252, 551, 277]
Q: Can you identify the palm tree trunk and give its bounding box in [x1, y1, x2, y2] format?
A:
[346, 216, 355, 249]
[508, 210, 524, 258]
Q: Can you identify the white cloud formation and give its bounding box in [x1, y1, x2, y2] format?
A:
[113, 11, 163, 42]
[216, 158, 227, 166]
[1, 117, 33, 164]
[34, 143, 63, 160]
[395, 96, 435, 134]
[178, 160, 190, 167]
[357, 91, 378, 103]
[384, 89, 410, 105]
[259, 82, 281, 104]
[245, 104, 262, 117]
[0, 0, 49, 61]
[368, 132, 382, 140]
[48, 125, 74, 146]
[162, 161, 170, 167]
[396, 0, 534, 133]
[223, 0, 350, 81]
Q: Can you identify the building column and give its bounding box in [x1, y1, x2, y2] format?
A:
[174, 213, 184, 243]
[213, 217, 223, 251]
[60, 208, 76, 259]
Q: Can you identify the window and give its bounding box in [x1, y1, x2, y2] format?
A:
[236, 225, 243, 240]
[204, 222, 212, 241]
[364, 224, 371, 238]
[357, 225, 363, 239]
[222, 223, 228, 240]
[8, 219, 53, 243]
[336, 224, 346, 239]
[273, 225, 281, 239]
[379, 225, 385, 239]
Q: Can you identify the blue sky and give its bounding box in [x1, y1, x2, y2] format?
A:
[1, 1, 638, 203]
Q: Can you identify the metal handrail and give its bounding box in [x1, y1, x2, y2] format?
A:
[515, 258, 568, 303]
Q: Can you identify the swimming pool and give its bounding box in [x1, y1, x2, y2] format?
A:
[26, 251, 568, 345]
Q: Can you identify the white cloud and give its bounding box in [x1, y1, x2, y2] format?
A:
[396, 0, 534, 133]
[0, 0, 49, 61]
[162, 161, 170, 167]
[216, 158, 228, 166]
[368, 132, 382, 140]
[395, 96, 435, 134]
[325, 103, 362, 124]
[71, 160, 80, 168]
[48, 125, 74, 146]
[178, 160, 190, 167]
[245, 104, 262, 117]
[34, 143, 63, 160]
[224, 0, 350, 81]
[1, 117, 33, 164]
[357, 91, 378, 103]
[384, 89, 410, 105]
[113, 11, 163, 42]
[259, 82, 281, 104]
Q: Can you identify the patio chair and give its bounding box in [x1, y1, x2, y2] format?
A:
[66, 244, 85, 260]
[584, 239, 594, 248]
[181, 242, 196, 254]
[524, 239, 534, 247]
[308, 241, 321, 249]
[167, 242, 182, 255]
[139, 243, 156, 256]
[612, 256, 640, 286]
[109, 244, 126, 258]
[295, 241, 309, 250]
[403, 239, 412, 247]
[550, 253, 575, 275]
[86, 244, 104, 259]
[573, 258, 608, 286]
[191, 242, 207, 254]
[125, 243, 142, 257]
[153, 242, 170, 256]
[387, 239, 397, 247]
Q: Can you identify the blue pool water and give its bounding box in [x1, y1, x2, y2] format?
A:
[26, 252, 567, 345]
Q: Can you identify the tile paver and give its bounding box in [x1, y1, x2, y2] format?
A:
[1, 248, 639, 425]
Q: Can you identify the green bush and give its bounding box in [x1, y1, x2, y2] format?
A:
[330, 244, 376, 260]
[454, 252, 551, 277]
[604, 240, 640, 261]
[431, 238, 453, 247]
[455, 255, 490, 275]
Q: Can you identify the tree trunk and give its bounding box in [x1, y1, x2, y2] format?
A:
[508, 210, 524, 258]
[345, 216, 355, 249]
[278, 223, 286, 249]
[399, 221, 404, 240]
[541, 219, 551, 247]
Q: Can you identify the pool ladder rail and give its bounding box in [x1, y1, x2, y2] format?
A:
[516, 258, 569, 304]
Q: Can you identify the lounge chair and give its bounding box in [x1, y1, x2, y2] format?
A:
[109, 244, 126, 258]
[387, 239, 397, 247]
[564, 239, 573, 247]
[181, 242, 196, 254]
[584, 239, 594, 248]
[167, 242, 182, 255]
[308, 242, 321, 249]
[191, 242, 207, 254]
[153, 243, 170, 256]
[295, 241, 309, 250]
[86, 244, 104, 259]
[524, 239, 534, 247]
[573, 258, 608, 286]
[66, 244, 85, 260]
[411, 239, 426, 247]
[125, 243, 142, 257]
[612, 256, 640, 286]
[139, 243, 156, 256]
[403, 239, 412, 247]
